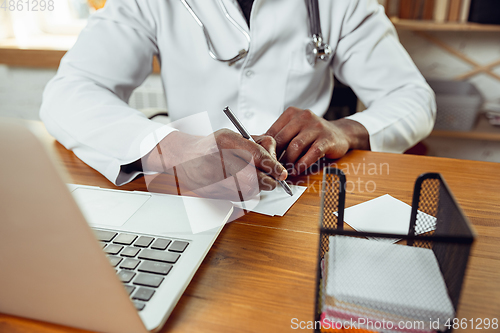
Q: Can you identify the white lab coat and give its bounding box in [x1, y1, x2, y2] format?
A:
[40, 0, 435, 185]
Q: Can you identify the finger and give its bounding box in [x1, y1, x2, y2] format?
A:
[274, 109, 319, 158]
[208, 164, 267, 201]
[272, 117, 304, 155]
[230, 143, 287, 181]
[281, 130, 317, 166]
[228, 160, 277, 199]
[259, 173, 278, 191]
[221, 149, 276, 194]
[215, 130, 287, 181]
[220, 154, 260, 199]
[257, 170, 278, 192]
[253, 135, 277, 160]
[176, 151, 227, 186]
[265, 107, 302, 137]
[174, 160, 244, 201]
[236, 170, 277, 195]
[294, 140, 327, 175]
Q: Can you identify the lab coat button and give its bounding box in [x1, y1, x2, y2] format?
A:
[245, 70, 254, 78]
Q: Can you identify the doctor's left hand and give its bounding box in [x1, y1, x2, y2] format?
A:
[266, 107, 370, 175]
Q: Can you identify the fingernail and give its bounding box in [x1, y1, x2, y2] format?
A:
[279, 169, 288, 181]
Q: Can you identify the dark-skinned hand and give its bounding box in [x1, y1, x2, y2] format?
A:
[266, 107, 370, 176]
[143, 129, 288, 201]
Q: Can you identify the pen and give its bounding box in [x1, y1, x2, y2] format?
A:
[223, 106, 293, 196]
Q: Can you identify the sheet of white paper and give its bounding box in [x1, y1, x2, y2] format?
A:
[232, 185, 307, 216]
[326, 236, 454, 328]
[336, 194, 436, 243]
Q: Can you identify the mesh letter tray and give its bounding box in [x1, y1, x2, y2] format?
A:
[314, 168, 475, 333]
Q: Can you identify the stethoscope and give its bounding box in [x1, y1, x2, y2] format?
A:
[180, 0, 332, 67]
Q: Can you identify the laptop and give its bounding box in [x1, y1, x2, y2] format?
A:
[0, 120, 234, 333]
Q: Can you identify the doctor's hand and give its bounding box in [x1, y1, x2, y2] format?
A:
[143, 129, 288, 201]
[266, 107, 370, 176]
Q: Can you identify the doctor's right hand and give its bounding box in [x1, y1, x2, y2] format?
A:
[142, 129, 288, 201]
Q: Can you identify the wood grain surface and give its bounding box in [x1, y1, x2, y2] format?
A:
[0, 45, 161, 73]
[0, 122, 499, 333]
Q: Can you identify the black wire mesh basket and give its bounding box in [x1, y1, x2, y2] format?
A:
[314, 168, 475, 333]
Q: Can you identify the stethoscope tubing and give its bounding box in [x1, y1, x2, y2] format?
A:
[180, 0, 330, 66]
[180, 0, 251, 65]
[307, 0, 321, 37]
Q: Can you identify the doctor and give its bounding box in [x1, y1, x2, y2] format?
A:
[41, 0, 435, 199]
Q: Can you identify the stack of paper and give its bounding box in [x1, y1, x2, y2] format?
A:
[232, 184, 306, 216]
[337, 194, 437, 243]
[321, 236, 454, 332]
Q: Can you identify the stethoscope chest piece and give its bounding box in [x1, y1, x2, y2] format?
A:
[306, 34, 332, 66]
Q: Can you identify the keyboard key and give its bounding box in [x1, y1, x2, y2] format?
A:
[104, 244, 123, 255]
[99, 242, 107, 249]
[133, 301, 145, 311]
[133, 273, 164, 288]
[124, 285, 136, 296]
[120, 258, 140, 270]
[117, 270, 136, 283]
[151, 238, 171, 250]
[132, 287, 155, 301]
[138, 249, 180, 264]
[121, 247, 141, 258]
[108, 256, 123, 267]
[134, 236, 154, 248]
[113, 233, 137, 245]
[93, 230, 117, 242]
[169, 241, 189, 253]
[138, 261, 172, 275]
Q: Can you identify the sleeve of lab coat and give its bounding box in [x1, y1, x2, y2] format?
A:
[332, 0, 436, 153]
[40, 0, 176, 185]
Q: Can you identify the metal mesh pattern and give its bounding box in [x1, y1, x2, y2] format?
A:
[433, 179, 473, 310]
[321, 173, 341, 229]
[316, 169, 346, 322]
[413, 178, 440, 249]
[315, 171, 475, 333]
[319, 172, 344, 259]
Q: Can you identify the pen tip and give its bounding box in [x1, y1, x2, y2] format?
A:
[279, 181, 293, 196]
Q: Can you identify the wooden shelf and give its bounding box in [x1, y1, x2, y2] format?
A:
[0, 34, 78, 51]
[0, 34, 160, 72]
[393, 18, 500, 143]
[0, 34, 76, 69]
[391, 18, 500, 32]
[430, 114, 500, 141]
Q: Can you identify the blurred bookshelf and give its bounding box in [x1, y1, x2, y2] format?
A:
[383, 0, 500, 141]
[391, 17, 500, 31]
[383, 0, 500, 28]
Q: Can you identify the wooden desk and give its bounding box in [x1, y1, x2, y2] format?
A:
[0, 123, 499, 333]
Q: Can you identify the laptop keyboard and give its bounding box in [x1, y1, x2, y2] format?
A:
[92, 229, 190, 312]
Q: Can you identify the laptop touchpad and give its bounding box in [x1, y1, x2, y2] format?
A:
[72, 188, 151, 227]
